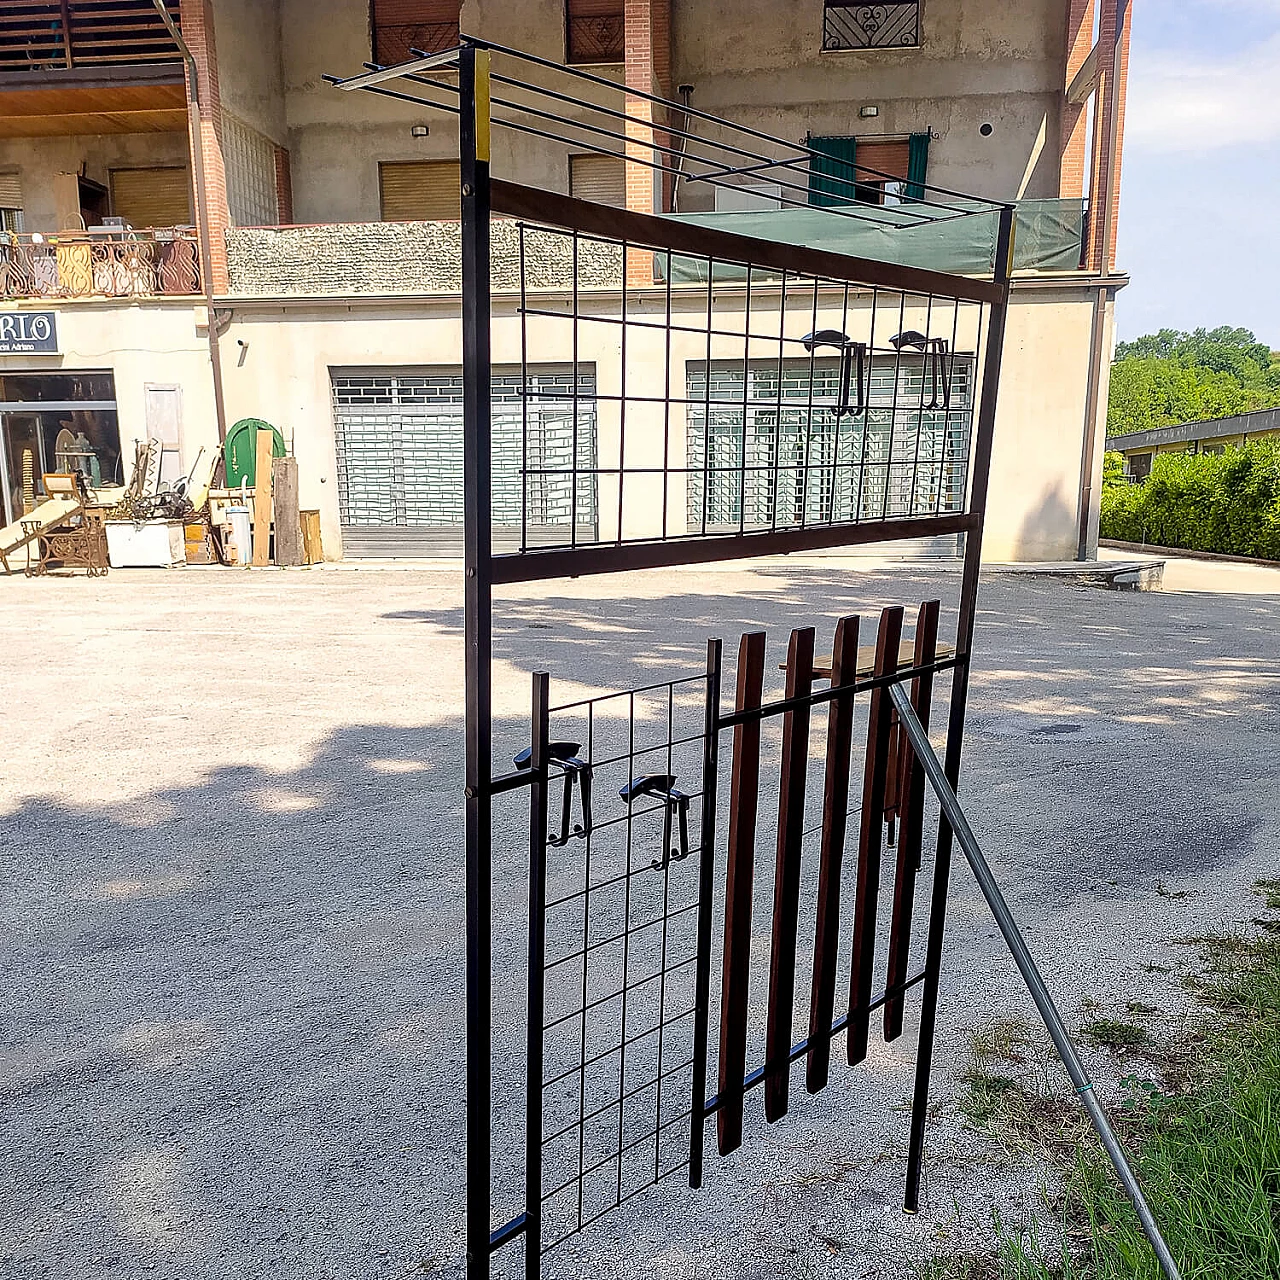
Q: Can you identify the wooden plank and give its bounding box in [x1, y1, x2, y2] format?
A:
[764, 626, 815, 1123]
[251, 428, 274, 567]
[805, 614, 859, 1094]
[300, 509, 323, 565]
[846, 606, 903, 1066]
[884, 600, 941, 1041]
[717, 629, 767, 1157]
[271, 457, 302, 567]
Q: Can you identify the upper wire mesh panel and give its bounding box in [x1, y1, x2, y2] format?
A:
[498, 211, 987, 556]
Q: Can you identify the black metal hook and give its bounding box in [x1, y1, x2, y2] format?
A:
[890, 330, 953, 412]
[619, 774, 691, 871]
[514, 741, 593, 847]
[802, 329, 867, 417]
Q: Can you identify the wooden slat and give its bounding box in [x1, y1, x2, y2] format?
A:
[716, 630, 767, 1157]
[883, 600, 941, 1041]
[271, 457, 302, 567]
[846, 606, 903, 1066]
[251, 429, 274, 567]
[805, 614, 859, 1094]
[764, 627, 815, 1123]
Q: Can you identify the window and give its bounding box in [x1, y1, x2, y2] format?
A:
[685, 353, 974, 531]
[569, 155, 627, 208]
[0, 173, 22, 233]
[1126, 452, 1152, 482]
[379, 161, 462, 221]
[808, 134, 929, 206]
[371, 0, 462, 66]
[109, 167, 192, 229]
[823, 1, 921, 51]
[566, 0, 625, 64]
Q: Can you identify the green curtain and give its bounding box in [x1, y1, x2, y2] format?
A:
[905, 132, 930, 201]
[807, 135, 858, 207]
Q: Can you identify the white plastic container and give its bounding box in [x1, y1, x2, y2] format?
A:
[105, 520, 187, 568]
[225, 505, 252, 566]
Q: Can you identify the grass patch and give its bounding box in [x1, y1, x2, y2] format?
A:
[1254, 879, 1280, 910]
[1079, 1018, 1150, 1052]
[950, 931, 1280, 1278]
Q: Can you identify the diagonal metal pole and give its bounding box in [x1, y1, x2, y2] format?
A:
[888, 682, 1183, 1280]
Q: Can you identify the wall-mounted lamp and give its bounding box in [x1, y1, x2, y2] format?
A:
[410, 124, 430, 139]
[859, 105, 879, 119]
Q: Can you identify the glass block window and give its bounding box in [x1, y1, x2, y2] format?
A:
[221, 114, 279, 228]
[823, 2, 921, 51]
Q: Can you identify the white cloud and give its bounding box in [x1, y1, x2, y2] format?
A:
[1127, 31, 1280, 153]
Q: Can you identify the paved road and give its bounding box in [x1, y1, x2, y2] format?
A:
[1, 560, 1276, 1279]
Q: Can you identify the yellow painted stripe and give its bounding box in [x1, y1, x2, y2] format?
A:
[475, 49, 491, 163]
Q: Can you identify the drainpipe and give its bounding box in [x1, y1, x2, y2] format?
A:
[1076, 0, 1128, 560]
[153, 0, 229, 447]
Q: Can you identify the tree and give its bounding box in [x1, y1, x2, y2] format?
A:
[1107, 327, 1280, 437]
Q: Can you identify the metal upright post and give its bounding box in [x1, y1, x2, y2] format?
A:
[903, 204, 1014, 1213]
[688, 638, 722, 1189]
[525, 672, 551, 1279]
[461, 43, 495, 1280]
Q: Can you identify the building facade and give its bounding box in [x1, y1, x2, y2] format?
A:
[0, 0, 1132, 562]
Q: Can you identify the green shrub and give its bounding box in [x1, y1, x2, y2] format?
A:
[1099, 438, 1280, 559]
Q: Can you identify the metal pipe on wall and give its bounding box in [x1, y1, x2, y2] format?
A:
[1077, 0, 1130, 559]
[152, 0, 229, 446]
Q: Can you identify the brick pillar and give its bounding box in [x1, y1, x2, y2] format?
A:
[274, 146, 294, 225]
[182, 0, 230, 291]
[1087, 0, 1131, 272]
[1060, 0, 1095, 199]
[623, 0, 672, 283]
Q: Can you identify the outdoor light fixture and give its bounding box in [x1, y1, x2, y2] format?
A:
[802, 329, 867, 417]
[410, 124, 430, 138]
[891, 330, 953, 411]
[859, 105, 879, 118]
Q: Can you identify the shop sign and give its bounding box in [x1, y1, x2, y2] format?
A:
[0, 312, 58, 355]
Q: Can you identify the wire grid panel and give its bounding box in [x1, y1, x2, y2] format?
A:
[503, 216, 987, 556]
[538, 671, 711, 1250]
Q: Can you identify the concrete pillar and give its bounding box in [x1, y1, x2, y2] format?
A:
[1060, 0, 1095, 200]
[182, 0, 231, 291]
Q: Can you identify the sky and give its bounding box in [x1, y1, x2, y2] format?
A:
[1115, 0, 1280, 344]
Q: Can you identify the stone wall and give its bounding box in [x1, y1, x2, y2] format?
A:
[224, 219, 625, 296]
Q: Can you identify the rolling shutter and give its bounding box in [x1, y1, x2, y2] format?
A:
[569, 155, 627, 208]
[379, 161, 461, 222]
[109, 167, 192, 228]
[0, 172, 21, 208]
[855, 140, 911, 181]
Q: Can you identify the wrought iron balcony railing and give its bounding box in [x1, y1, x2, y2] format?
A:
[0, 0, 183, 74]
[0, 229, 201, 300]
[373, 20, 461, 67]
[567, 13, 625, 64]
[822, 2, 921, 51]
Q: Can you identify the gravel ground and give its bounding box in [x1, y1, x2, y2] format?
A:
[1, 558, 1277, 1280]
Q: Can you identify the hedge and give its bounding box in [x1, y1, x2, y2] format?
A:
[1100, 438, 1280, 560]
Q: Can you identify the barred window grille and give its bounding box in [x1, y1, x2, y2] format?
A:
[566, 0, 625, 64]
[823, 2, 921, 51]
[686, 353, 972, 531]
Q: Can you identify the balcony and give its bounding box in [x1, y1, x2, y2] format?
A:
[1, 0, 183, 73]
[0, 1, 187, 139]
[0, 229, 201, 300]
